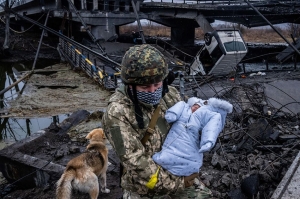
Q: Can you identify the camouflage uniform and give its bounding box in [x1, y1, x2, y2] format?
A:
[102, 44, 212, 199]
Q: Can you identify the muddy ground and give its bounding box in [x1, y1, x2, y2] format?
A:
[2, 63, 112, 118]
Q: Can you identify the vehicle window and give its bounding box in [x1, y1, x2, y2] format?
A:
[224, 41, 247, 52]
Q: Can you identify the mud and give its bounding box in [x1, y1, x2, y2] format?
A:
[2, 63, 112, 118]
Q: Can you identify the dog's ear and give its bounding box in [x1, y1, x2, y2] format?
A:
[86, 132, 92, 140]
[86, 129, 96, 140]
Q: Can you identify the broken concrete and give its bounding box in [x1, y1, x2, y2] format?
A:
[0, 110, 89, 187]
[271, 151, 300, 199]
[1, 63, 112, 118]
[0, 109, 122, 198]
[264, 80, 300, 114]
[2, 52, 300, 198]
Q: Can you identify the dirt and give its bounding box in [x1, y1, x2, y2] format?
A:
[2, 63, 112, 118]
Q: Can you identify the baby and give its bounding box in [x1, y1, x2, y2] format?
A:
[152, 97, 233, 176]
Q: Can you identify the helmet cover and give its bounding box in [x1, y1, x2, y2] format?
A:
[121, 44, 168, 84]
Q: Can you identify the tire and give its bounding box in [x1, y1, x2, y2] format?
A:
[204, 32, 213, 46]
[185, 65, 190, 75]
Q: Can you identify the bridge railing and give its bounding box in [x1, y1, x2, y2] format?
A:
[58, 38, 122, 91]
[155, 37, 195, 63]
[142, 0, 287, 5]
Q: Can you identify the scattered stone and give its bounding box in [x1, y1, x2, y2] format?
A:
[228, 189, 247, 199]
[211, 152, 227, 169]
[263, 106, 269, 115]
[68, 146, 80, 153]
[279, 134, 300, 140]
[54, 150, 64, 158]
[248, 118, 273, 141]
[221, 173, 232, 187]
[269, 130, 280, 141]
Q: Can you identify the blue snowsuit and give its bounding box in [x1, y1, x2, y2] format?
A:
[152, 97, 233, 176]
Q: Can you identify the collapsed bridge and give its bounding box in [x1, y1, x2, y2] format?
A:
[0, 0, 299, 45]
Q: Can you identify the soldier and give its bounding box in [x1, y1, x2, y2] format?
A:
[102, 44, 212, 199]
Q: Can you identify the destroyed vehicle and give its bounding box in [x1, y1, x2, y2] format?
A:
[188, 29, 248, 76]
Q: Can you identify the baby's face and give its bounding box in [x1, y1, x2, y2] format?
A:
[191, 104, 200, 113]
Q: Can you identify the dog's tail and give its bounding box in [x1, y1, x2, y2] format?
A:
[56, 169, 75, 199]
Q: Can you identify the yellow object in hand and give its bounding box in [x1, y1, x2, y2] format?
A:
[145, 166, 160, 189]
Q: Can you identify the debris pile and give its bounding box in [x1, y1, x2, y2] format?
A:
[2, 62, 300, 198]
[193, 74, 300, 198]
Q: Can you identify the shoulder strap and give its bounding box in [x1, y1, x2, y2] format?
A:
[141, 105, 161, 147]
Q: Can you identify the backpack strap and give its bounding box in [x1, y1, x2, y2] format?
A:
[141, 105, 161, 147]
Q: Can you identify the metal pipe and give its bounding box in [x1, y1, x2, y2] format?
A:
[131, 0, 146, 44]
[32, 10, 50, 71]
[244, 0, 300, 56]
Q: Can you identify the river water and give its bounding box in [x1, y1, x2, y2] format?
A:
[0, 59, 69, 149]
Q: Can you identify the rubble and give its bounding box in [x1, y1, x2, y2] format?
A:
[1, 58, 300, 198]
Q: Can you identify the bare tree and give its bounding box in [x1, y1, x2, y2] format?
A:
[287, 23, 300, 39]
[3, 0, 10, 50]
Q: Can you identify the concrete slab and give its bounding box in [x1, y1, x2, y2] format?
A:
[195, 84, 231, 99]
[271, 151, 300, 199]
[1, 63, 112, 118]
[0, 110, 122, 197]
[0, 110, 90, 188]
[264, 80, 300, 114]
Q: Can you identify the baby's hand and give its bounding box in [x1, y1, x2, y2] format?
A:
[165, 112, 177, 123]
[199, 142, 213, 153]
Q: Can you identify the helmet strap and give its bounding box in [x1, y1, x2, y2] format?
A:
[162, 78, 169, 97]
[127, 85, 144, 129]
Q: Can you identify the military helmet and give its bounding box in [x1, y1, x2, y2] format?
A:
[121, 44, 168, 85]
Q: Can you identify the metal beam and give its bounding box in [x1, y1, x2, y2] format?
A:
[131, 0, 146, 44]
[0, 7, 121, 71]
[195, 14, 214, 33]
[67, 0, 106, 54]
[32, 10, 50, 71]
[244, 0, 300, 56]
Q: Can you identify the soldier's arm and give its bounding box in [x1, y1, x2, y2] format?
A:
[102, 105, 185, 195]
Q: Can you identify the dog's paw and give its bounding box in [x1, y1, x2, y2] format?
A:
[101, 188, 110, 193]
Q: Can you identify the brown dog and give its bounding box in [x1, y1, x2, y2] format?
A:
[56, 128, 110, 199]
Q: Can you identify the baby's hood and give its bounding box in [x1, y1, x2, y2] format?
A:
[187, 97, 207, 107]
[208, 98, 233, 113]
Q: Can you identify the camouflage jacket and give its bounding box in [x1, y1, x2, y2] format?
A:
[102, 85, 184, 195]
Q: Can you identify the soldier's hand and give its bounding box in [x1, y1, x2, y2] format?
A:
[184, 173, 198, 188]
